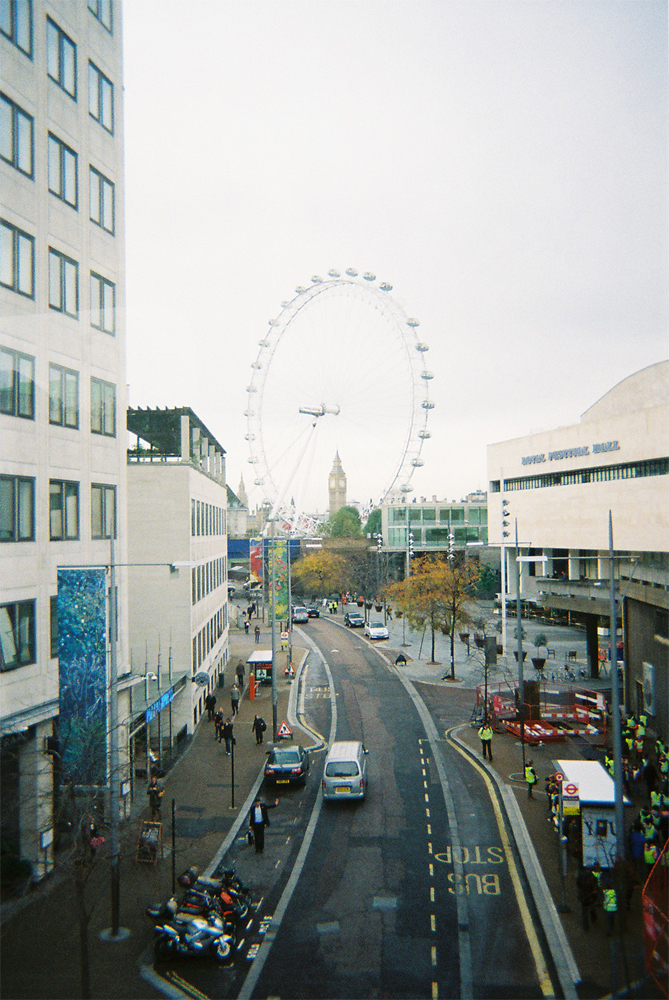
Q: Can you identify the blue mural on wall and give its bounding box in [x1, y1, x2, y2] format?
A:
[57, 569, 107, 785]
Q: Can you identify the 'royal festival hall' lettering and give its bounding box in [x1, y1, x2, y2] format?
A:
[521, 441, 619, 466]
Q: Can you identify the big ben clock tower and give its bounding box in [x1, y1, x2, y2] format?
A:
[328, 452, 347, 519]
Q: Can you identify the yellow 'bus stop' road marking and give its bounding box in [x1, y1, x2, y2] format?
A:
[445, 727, 554, 998]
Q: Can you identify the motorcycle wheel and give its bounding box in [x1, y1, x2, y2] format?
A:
[154, 938, 174, 962]
[214, 939, 232, 963]
[235, 900, 249, 920]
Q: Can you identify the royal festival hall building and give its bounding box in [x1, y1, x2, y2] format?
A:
[487, 361, 669, 739]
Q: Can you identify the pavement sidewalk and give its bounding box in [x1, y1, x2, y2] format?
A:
[0, 620, 295, 1000]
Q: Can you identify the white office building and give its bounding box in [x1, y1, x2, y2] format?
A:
[487, 361, 669, 737]
[126, 407, 230, 777]
[1, 0, 128, 878]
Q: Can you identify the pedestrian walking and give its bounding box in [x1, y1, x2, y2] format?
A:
[236, 661, 245, 687]
[147, 774, 165, 821]
[244, 619, 250, 635]
[478, 720, 493, 761]
[576, 865, 599, 931]
[254, 624, 261, 643]
[230, 683, 240, 716]
[221, 717, 234, 755]
[525, 761, 538, 799]
[214, 709, 223, 742]
[247, 795, 278, 854]
[252, 715, 267, 745]
[205, 692, 217, 721]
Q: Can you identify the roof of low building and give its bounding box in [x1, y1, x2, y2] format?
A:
[127, 406, 226, 457]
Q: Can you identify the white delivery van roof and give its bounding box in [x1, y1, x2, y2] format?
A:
[555, 760, 632, 806]
[327, 741, 363, 760]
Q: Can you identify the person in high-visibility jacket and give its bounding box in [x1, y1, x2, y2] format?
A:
[604, 753, 614, 776]
[525, 761, 538, 799]
[602, 882, 617, 937]
[644, 839, 659, 870]
[478, 721, 494, 761]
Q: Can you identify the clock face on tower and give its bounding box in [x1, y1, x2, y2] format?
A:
[339, 479, 345, 488]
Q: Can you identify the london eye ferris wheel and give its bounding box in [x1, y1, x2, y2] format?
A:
[245, 269, 433, 532]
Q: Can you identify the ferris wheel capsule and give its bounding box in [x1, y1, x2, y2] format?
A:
[363, 272, 376, 281]
[407, 318, 420, 327]
[380, 282, 393, 291]
[328, 269, 340, 277]
[416, 343, 429, 352]
[345, 267, 358, 276]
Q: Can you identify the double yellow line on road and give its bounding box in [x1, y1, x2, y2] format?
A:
[445, 727, 554, 998]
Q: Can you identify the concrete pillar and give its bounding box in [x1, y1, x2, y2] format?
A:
[191, 426, 201, 467]
[568, 553, 579, 581]
[585, 613, 600, 679]
[180, 414, 190, 461]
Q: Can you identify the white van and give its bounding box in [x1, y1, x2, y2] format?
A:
[322, 741, 368, 801]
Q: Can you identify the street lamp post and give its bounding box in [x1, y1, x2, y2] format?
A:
[515, 520, 526, 770]
[401, 526, 414, 648]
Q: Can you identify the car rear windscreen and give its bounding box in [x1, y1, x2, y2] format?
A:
[325, 762, 359, 777]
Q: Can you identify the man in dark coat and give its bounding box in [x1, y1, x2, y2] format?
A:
[221, 717, 234, 755]
[248, 796, 278, 854]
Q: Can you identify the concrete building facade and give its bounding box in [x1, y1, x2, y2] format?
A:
[1, 0, 128, 878]
[487, 361, 669, 738]
[126, 408, 229, 774]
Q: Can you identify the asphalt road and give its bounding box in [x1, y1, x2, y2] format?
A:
[248, 620, 557, 999]
[156, 618, 559, 999]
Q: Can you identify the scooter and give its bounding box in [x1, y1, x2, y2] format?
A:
[153, 910, 234, 964]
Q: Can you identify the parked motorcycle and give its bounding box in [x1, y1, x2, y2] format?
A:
[180, 885, 250, 924]
[179, 864, 252, 899]
[153, 911, 233, 964]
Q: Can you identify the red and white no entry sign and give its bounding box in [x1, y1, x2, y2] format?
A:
[564, 782, 579, 796]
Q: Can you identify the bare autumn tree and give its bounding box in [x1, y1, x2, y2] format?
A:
[385, 555, 480, 674]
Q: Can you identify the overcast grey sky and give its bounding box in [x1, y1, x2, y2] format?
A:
[122, 1, 667, 512]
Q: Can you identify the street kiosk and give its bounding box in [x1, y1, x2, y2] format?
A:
[555, 759, 631, 868]
[247, 650, 273, 686]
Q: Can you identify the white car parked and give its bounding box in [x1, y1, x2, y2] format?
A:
[364, 620, 389, 640]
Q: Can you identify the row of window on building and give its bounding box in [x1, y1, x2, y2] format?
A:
[1, 220, 116, 332]
[387, 525, 488, 548]
[192, 604, 228, 672]
[2, 0, 113, 61]
[1, 475, 116, 542]
[3, 2, 114, 119]
[1, 348, 116, 433]
[2, 96, 116, 233]
[190, 499, 226, 537]
[191, 556, 227, 606]
[387, 505, 488, 526]
[489, 458, 669, 493]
